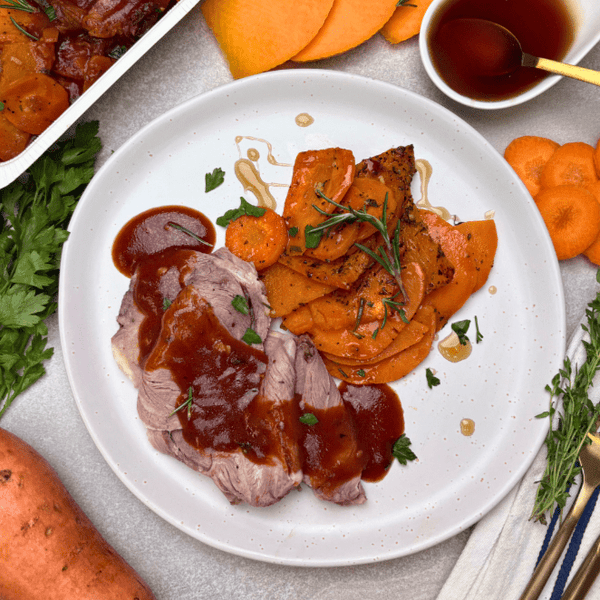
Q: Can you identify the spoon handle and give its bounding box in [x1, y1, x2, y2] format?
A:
[523, 54, 600, 86]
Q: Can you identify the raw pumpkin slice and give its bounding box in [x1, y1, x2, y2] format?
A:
[201, 0, 335, 79]
[292, 0, 399, 62]
[380, 0, 436, 44]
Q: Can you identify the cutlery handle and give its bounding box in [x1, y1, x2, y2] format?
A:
[560, 534, 600, 600]
[518, 482, 595, 600]
[524, 55, 600, 87]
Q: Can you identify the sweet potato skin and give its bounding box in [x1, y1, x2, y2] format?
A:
[0, 427, 156, 600]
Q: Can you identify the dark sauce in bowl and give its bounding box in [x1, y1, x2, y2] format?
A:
[427, 0, 575, 101]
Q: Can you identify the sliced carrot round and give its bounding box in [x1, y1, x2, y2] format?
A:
[503, 135, 559, 197]
[540, 141, 598, 188]
[0, 112, 31, 161]
[381, 0, 436, 44]
[225, 208, 288, 271]
[2, 73, 69, 135]
[594, 137, 600, 179]
[535, 185, 600, 260]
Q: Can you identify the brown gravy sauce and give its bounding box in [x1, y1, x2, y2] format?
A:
[113, 207, 408, 486]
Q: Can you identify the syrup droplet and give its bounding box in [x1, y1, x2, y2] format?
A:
[460, 418, 475, 436]
[488, 285, 497, 295]
[295, 113, 314, 127]
[438, 331, 472, 363]
[484, 209, 496, 219]
[247, 148, 260, 161]
[234, 158, 277, 209]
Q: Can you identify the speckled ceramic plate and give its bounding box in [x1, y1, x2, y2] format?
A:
[59, 70, 566, 566]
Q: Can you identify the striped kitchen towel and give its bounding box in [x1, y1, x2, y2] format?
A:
[437, 315, 600, 600]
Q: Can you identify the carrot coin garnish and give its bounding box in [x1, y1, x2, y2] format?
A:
[225, 207, 288, 271]
[535, 185, 600, 260]
[504, 135, 559, 196]
[540, 141, 598, 189]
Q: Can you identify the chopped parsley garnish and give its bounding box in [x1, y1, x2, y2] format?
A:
[216, 197, 265, 227]
[299, 413, 318, 425]
[357, 369, 366, 378]
[108, 45, 127, 60]
[392, 434, 417, 465]
[242, 327, 262, 345]
[231, 295, 250, 315]
[474, 315, 483, 343]
[162, 298, 172, 311]
[451, 319, 471, 345]
[288, 226, 299, 237]
[426, 368, 440, 389]
[205, 167, 225, 192]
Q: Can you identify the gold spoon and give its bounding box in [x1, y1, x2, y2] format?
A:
[518, 433, 600, 600]
[440, 19, 600, 86]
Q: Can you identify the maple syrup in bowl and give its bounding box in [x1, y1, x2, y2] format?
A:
[419, 0, 576, 109]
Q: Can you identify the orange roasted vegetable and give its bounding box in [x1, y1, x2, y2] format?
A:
[225, 207, 288, 271]
[261, 262, 335, 316]
[2, 73, 69, 135]
[380, 0, 435, 44]
[283, 148, 355, 256]
[455, 219, 498, 292]
[0, 427, 157, 600]
[323, 305, 437, 384]
[0, 42, 55, 92]
[0, 112, 31, 161]
[420, 211, 477, 330]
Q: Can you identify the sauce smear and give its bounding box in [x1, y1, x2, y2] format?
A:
[427, 0, 574, 101]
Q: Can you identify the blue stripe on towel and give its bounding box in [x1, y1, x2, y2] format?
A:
[534, 483, 600, 599]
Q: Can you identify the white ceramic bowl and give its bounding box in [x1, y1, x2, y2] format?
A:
[419, 0, 600, 109]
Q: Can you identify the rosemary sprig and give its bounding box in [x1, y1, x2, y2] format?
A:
[531, 271, 600, 523]
[170, 386, 194, 420]
[167, 222, 213, 247]
[10, 16, 38, 40]
[0, 0, 35, 11]
[313, 189, 408, 303]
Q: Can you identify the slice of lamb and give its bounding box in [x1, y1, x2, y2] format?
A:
[112, 248, 270, 388]
[140, 288, 300, 507]
[295, 335, 366, 506]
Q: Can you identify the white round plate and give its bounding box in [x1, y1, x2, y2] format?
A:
[59, 70, 565, 566]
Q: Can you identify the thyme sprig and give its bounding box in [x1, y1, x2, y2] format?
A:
[167, 222, 213, 247]
[311, 189, 408, 304]
[0, 0, 35, 11]
[531, 271, 600, 523]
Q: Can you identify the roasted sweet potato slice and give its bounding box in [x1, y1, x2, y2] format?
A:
[261, 262, 335, 317]
[0, 42, 55, 93]
[455, 219, 498, 292]
[420, 212, 477, 329]
[324, 305, 437, 384]
[283, 147, 355, 256]
[322, 316, 428, 366]
[308, 262, 426, 359]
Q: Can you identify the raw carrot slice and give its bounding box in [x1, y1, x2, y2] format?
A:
[420, 211, 477, 330]
[586, 180, 600, 202]
[583, 234, 600, 266]
[540, 141, 598, 188]
[2, 73, 69, 135]
[380, 0, 436, 44]
[535, 185, 600, 260]
[503, 135, 559, 197]
[261, 262, 335, 317]
[201, 0, 335, 78]
[225, 207, 288, 271]
[324, 305, 437, 384]
[0, 111, 30, 161]
[292, 0, 398, 62]
[455, 219, 498, 293]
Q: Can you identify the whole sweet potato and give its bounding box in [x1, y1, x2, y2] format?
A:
[0, 427, 157, 600]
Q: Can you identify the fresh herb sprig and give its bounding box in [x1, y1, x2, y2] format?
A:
[0, 121, 101, 420]
[532, 272, 600, 523]
[166, 222, 213, 247]
[0, 0, 35, 12]
[392, 434, 417, 465]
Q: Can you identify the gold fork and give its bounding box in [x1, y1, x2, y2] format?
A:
[519, 433, 600, 600]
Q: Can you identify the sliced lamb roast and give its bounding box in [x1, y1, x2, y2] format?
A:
[295, 335, 367, 506]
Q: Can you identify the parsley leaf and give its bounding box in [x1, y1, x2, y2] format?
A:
[299, 413, 318, 425]
[426, 368, 440, 389]
[288, 226, 299, 237]
[242, 327, 262, 345]
[392, 434, 417, 465]
[216, 197, 266, 227]
[451, 319, 471, 345]
[0, 121, 101, 420]
[232, 295, 250, 315]
[304, 224, 324, 249]
[205, 167, 225, 193]
[474, 315, 483, 343]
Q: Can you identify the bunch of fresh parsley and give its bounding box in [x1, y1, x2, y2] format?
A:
[0, 120, 101, 419]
